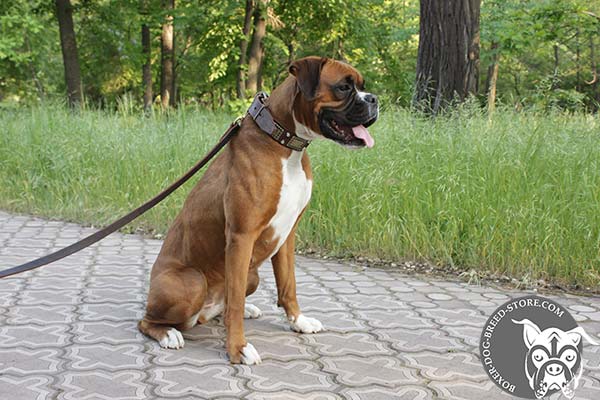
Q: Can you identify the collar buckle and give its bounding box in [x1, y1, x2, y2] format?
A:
[247, 92, 311, 151]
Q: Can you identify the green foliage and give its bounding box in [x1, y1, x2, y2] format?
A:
[1, 105, 599, 286]
[1, 0, 599, 108]
[481, 0, 600, 110]
[0, 1, 61, 101]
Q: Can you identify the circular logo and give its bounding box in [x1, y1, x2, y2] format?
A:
[479, 295, 586, 399]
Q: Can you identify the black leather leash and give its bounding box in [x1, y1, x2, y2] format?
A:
[0, 117, 243, 279]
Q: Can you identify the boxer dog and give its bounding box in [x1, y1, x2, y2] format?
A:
[513, 319, 598, 399]
[138, 57, 378, 364]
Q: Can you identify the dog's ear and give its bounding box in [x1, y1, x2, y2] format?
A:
[289, 57, 328, 101]
[512, 319, 542, 349]
[565, 326, 599, 346]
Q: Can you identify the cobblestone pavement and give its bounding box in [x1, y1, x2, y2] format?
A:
[0, 211, 599, 399]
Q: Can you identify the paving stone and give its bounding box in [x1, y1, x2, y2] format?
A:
[152, 365, 245, 397]
[426, 293, 454, 301]
[147, 338, 226, 367]
[375, 327, 469, 353]
[0, 348, 62, 375]
[304, 332, 391, 357]
[321, 355, 420, 387]
[58, 370, 149, 400]
[79, 303, 144, 322]
[302, 311, 367, 332]
[418, 308, 488, 327]
[0, 375, 55, 400]
[19, 289, 80, 305]
[429, 380, 510, 399]
[0, 291, 15, 307]
[440, 325, 482, 348]
[400, 351, 487, 382]
[0, 324, 71, 348]
[355, 308, 436, 330]
[239, 360, 335, 391]
[66, 343, 148, 370]
[0, 211, 599, 399]
[340, 386, 434, 400]
[244, 333, 314, 362]
[72, 321, 145, 345]
[337, 294, 410, 310]
[7, 305, 76, 324]
[246, 390, 341, 400]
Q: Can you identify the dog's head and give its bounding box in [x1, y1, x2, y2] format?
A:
[288, 56, 379, 149]
[512, 318, 598, 399]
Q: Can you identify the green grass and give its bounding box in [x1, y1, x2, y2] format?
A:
[1, 104, 599, 287]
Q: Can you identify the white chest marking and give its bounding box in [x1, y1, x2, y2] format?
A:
[267, 151, 312, 257]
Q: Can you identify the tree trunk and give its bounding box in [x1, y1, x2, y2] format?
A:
[246, 0, 267, 94]
[576, 28, 581, 92]
[160, 0, 175, 109]
[55, 0, 82, 107]
[413, 0, 480, 113]
[171, 33, 177, 107]
[287, 41, 295, 65]
[257, 43, 265, 91]
[142, 23, 153, 112]
[552, 43, 559, 89]
[485, 41, 499, 113]
[590, 36, 599, 107]
[237, 0, 254, 99]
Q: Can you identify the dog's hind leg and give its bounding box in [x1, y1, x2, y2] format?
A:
[139, 259, 207, 349]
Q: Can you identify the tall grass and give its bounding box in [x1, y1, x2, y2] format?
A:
[1, 104, 599, 287]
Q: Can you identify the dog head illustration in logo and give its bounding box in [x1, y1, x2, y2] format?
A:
[513, 318, 598, 399]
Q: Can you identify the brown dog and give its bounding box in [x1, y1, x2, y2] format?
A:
[138, 56, 378, 364]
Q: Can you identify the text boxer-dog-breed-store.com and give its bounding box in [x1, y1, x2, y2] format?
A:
[138, 57, 379, 364]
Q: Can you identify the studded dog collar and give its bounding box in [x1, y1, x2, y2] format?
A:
[247, 92, 311, 152]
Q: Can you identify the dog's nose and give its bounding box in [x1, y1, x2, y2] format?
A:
[364, 93, 378, 105]
[546, 363, 564, 376]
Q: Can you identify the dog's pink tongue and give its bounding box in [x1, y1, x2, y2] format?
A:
[352, 125, 374, 148]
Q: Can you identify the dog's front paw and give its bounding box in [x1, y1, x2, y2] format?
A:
[228, 341, 262, 365]
[244, 304, 262, 319]
[240, 342, 262, 365]
[289, 314, 324, 333]
[158, 328, 185, 349]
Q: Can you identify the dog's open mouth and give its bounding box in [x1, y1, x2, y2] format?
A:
[321, 117, 375, 148]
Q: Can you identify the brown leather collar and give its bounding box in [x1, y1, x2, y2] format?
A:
[247, 92, 311, 152]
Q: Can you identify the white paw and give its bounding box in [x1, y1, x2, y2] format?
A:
[244, 304, 262, 319]
[289, 314, 324, 333]
[240, 342, 262, 365]
[158, 328, 185, 349]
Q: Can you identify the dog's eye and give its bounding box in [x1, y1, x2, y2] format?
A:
[532, 349, 546, 363]
[337, 84, 352, 92]
[563, 349, 577, 362]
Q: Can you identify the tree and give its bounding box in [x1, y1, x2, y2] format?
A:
[246, 0, 266, 94]
[55, 0, 82, 107]
[236, 0, 254, 98]
[485, 41, 500, 112]
[141, 1, 153, 112]
[413, 0, 480, 113]
[160, 0, 175, 108]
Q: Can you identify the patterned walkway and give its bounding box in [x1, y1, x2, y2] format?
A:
[0, 211, 599, 399]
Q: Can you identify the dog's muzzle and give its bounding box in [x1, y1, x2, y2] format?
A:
[318, 92, 379, 148]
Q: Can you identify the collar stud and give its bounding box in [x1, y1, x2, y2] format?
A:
[247, 92, 311, 151]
